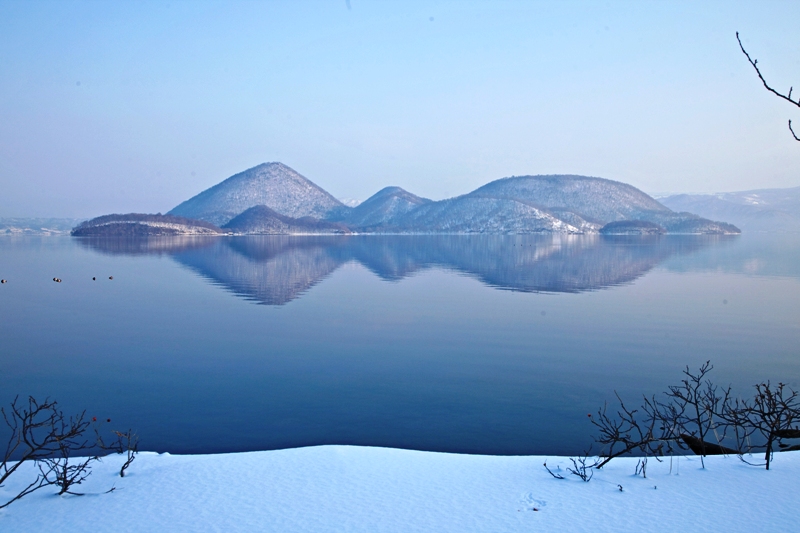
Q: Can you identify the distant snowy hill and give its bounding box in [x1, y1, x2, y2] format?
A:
[395, 195, 581, 234]
[466, 175, 737, 234]
[471, 175, 670, 225]
[660, 186, 800, 232]
[1, 217, 86, 235]
[344, 187, 431, 228]
[338, 197, 362, 208]
[71, 214, 224, 236]
[108, 162, 744, 235]
[168, 162, 347, 226]
[223, 205, 350, 235]
[356, 175, 737, 235]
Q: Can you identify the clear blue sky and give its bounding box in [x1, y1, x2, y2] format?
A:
[1, 0, 799, 217]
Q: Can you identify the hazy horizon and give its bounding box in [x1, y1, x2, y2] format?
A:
[2, 0, 800, 218]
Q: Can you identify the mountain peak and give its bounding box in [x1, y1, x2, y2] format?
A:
[345, 186, 431, 228]
[222, 205, 351, 235]
[168, 162, 345, 226]
[470, 174, 671, 224]
[164, 165, 738, 235]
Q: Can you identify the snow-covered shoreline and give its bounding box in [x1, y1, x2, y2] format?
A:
[1, 446, 797, 532]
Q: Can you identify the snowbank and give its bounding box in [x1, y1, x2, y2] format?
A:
[1, 446, 797, 532]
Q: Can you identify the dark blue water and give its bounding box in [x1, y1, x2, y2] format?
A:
[1, 234, 798, 455]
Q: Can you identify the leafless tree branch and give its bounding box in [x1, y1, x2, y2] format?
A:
[1, 396, 126, 507]
[737, 32, 800, 141]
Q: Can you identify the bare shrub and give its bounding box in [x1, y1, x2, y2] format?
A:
[724, 382, 800, 470]
[0, 397, 98, 507]
[1, 396, 131, 507]
[590, 392, 677, 469]
[40, 450, 96, 496]
[94, 418, 140, 478]
[567, 453, 598, 482]
[585, 363, 800, 473]
[634, 457, 647, 478]
[661, 361, 732, 467]
[103, 429, 139, 478]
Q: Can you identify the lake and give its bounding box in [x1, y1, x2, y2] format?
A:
[1, 233, 799, 456]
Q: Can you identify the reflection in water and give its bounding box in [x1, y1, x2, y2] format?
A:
[10, 234, 798, 456]
[76, 236, 216, 256]
[78, 235, 728, 305]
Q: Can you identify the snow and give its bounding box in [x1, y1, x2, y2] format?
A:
[2, 446, 797, 532]
[85, 220, 222, 235]
[169, 162, 346, 225]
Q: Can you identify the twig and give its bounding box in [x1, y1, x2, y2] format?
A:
[543, 461, 565, 480]
[737, 32, 800, 141]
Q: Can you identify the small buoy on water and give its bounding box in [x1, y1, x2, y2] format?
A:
[108, 276, 113, 280]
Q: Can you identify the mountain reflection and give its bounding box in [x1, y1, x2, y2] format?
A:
[78, 235, 723, 304]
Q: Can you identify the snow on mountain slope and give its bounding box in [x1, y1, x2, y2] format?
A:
[396, 195, 582, 234]
[469, 175, 739, 234]
[71, 214, 224, 236]
[223, 205, 350, 235]
[162, 164, 739, 235]
[660, 186, 800, 232]
[346, 186, 431, 228]
[470, 175, 671, 223]
[168, 162, 347, 226]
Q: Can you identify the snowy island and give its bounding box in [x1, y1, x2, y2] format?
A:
[72, 162, 741, 236]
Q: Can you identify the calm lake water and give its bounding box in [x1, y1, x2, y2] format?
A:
[1, 234, 799, 456]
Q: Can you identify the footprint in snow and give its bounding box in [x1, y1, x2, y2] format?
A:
[520, 493, 547, 510]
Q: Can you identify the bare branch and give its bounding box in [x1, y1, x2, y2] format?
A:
[567, 453, 597, 482]
[0, 396, 118, 507]
[789, 120, 800, 141]
[737, 32, 800, 141]
[95, 421, 139, 478]
[543, 461, 565, 480]
[737, 32, 800, 108]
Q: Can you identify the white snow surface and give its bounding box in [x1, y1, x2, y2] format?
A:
[2, 446, 797, 532]
[83, 220, 222, 235]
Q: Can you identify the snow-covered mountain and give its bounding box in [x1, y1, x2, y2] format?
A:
[337, 197, 362, 208]
[157, 163, 739, 235]
[168, 162, 347, 226]
[660, 186, 800, 232]
[470, 174, 669, 224]
[223, 205, 350, 235]
[356, 175, 736, 235]
[394, 195, 582, 234]
[344, 187, 431, 228]
[464, 175, 737, 234]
